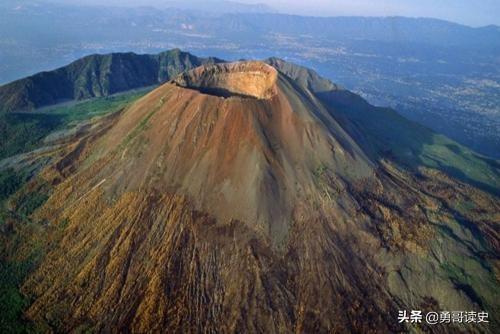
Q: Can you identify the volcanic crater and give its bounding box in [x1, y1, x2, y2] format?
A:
[172, 61, 278, 99]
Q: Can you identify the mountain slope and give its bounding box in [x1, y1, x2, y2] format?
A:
[6, 60, 497, 333]
[0, 49, 223, 113]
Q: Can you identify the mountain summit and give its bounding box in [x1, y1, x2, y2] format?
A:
[12, 60, 499, 332]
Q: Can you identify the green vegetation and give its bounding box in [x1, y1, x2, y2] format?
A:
[313, 164, 328, 180]
[0, 258, 38, 334]
[0, 168, 26, 202]
[0, 170, 49, 332]
[0, 113, 62, 161]
[0, 197, 44, 333]
[17, 191, 49, 218]
[0, 89, 150, 161]
[43, 88, 150, 124]
[440, 252, 498, 312]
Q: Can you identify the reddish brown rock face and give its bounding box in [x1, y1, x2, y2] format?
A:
[19, 61, 499, 333]
[173, 61, 279, 99]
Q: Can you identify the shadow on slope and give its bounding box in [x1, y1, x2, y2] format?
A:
[317, 90, 500, 197]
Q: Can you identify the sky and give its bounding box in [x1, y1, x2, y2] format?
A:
[54, 0, 500, 27]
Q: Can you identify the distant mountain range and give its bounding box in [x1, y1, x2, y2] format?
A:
[160, 0, 275, 14]
[205, 14, 500, 48]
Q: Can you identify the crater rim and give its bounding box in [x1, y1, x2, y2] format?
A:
[172, 61, 278, 99]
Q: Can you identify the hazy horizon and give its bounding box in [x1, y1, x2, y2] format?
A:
[49, 0, 500, 27]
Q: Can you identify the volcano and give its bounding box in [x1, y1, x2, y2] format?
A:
[16, 60, 499, 333]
